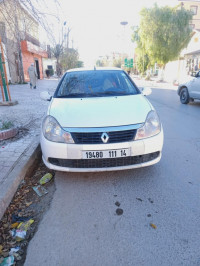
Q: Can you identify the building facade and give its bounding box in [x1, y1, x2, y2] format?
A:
[21, 40, 47, 82]
[0, 0, 47, 83]
[165, 29, 200, 83]
[42, 57, 57, 78]
[179, 0, 200, 30]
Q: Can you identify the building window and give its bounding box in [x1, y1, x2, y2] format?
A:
[190, 6, 198, 15]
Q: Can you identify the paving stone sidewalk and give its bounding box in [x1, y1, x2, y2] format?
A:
[0, 79, 58, 217]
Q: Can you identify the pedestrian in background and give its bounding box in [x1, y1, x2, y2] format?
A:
[28, 63, 38, 89]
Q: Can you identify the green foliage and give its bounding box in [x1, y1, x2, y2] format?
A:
[139, 5, 193, 66]
[132, 26, 141, 48]
[60, 48, 79, 71]
[112, 58, 122, 68]
[96, 59, 105, 67]
[132, 26, 149, 74]
[49, 69, 54, 76]
[76, 61, 84, 68]
[0, 121, 13, 130]
[51, 44, 63, 61]
[136, 53, 150, 74]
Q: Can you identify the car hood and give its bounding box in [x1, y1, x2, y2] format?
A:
[49, 95, 152, 128]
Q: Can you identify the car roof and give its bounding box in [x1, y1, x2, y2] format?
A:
[66, 67, 122, 73]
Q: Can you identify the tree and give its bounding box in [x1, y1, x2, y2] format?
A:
[136, 53, 150, 74]
[51, 44, 63, 64]
[60, 48, 79, 71]
[76, 61, 84, 68]
[139, 5, 193, 67]
[132, 26, 150, 74]
[113, 58, 122, 68]
[96, 59, 104, 67]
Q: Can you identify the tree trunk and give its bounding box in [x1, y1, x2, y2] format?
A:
[18, 40, 25, 83]
[15, 8, 25, 83]
[158, 65, 165, 82]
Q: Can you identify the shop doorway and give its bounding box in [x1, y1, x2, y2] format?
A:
[35, 59, 40, 79]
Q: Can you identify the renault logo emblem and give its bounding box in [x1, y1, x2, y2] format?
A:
[101, 132, 109, 143]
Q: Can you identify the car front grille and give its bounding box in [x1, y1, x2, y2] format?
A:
[71, 129, 137, 144]
[48, 152, 160, 169]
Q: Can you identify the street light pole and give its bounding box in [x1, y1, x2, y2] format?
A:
[62, 21, 67, 48]
[120, 21, 128, 67]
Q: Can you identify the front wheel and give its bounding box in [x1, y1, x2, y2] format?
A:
[180, 88, 190, 104]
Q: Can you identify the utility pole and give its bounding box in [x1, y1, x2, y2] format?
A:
[66, 27, 71, 50]
[14, 3, 24, 83]
[0, 37, 11, 102]
[120, 21, 128, 64]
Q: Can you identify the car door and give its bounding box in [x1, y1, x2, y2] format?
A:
[190, 71, 200, 99]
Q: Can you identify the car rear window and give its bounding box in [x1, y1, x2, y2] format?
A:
[55, 70, 139, 98]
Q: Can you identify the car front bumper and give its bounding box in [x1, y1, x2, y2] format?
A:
[40, 128, 164, 172]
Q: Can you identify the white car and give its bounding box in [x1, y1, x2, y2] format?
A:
[40, 67, 164, 172]
[178, 71, 200, 104]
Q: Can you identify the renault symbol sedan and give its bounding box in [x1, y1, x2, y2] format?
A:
[40, 67, 164, 172]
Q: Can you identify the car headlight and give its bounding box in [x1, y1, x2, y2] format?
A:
[135, 111, 161, 140]
[42, 115, 74, 143]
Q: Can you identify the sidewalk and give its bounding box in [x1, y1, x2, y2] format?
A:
[131, 75, 178, 91]
[0, 79, 58, 219]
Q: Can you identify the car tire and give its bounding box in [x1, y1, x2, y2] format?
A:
[180, 87, 190, 104]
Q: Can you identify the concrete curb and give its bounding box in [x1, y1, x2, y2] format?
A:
[0, 100, 18, 106]
[0, 137, 41, 220]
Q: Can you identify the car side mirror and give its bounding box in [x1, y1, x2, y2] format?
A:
[141, 87, 152, 96]
[40, 91, 52, 101]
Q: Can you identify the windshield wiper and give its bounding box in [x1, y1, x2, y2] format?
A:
[104, 91, 128, 96]
[57, 93, 104, 98]
[57, 93, 86, 98]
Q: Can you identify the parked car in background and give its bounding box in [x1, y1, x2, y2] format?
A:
[178, 71, 200, 104]
[40, 67, 164, 172]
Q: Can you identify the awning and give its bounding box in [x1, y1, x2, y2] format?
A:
[184, 49, 200, 56]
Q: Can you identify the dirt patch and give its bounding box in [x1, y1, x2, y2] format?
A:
[0, 161, 55, 265]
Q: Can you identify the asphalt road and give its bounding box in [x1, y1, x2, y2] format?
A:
[25, 86, 200, 266]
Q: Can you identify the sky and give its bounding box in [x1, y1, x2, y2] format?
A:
[42, 0, 178, 66]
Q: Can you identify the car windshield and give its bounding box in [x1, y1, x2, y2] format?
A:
[56, 70, 139, 98]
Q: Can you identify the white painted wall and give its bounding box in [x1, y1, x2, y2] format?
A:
[42, 58, 56, 77]
[164, 60, 187, 83]
[181, 30, 200, 56]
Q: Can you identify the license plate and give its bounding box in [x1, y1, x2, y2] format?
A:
[82, 149, 130, 159]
